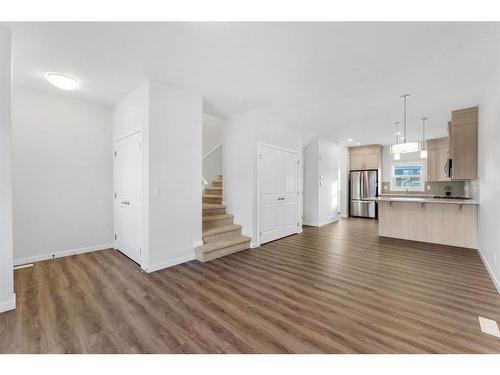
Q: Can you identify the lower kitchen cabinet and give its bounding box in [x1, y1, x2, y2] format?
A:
[378, 201, 477, 249]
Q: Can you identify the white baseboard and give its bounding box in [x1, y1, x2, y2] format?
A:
[193, 240, 204, 248]
[145, 253, 195, 273]
[477, 248, 500, 295]
[0, 293, 16, 314]
[303, 217, 338, 227]
[14, 243, 115, 266]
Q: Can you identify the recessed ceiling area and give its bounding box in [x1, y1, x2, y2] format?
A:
[4, 22, 500, 145]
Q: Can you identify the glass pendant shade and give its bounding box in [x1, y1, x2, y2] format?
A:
[390, 141, 421, 154]
[394, 153, 401, 160]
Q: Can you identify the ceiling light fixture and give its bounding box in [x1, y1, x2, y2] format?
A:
[45, 72, 81, 90]
[348, 138, 353, 142]
[356, 142, 361, 146]
[390, 94, 422, 155]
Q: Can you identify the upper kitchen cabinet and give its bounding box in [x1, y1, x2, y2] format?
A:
[426, 137, 449, 181]
[349, 145, 381, 170]
[449, 107, 478, 180]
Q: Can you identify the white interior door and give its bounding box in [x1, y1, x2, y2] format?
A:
[259, 145, 298, 244]
[114, 132, 143, 265]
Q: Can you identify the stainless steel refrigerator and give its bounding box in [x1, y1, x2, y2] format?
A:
[350, 170, 378, 218]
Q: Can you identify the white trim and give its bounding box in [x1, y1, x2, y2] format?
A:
[14, 263, 33, 270]
[0, 293, 16, 314]
[202, 141, 223, 160]
[477, 248, 500, 295]
[250, 241, 260, 249]
[257, 143, 301, 246]
[193, 240, 204, 248]
[14, 243, 114, 266]
[144, 253, 195, 273]
[303, 216, 339, 227]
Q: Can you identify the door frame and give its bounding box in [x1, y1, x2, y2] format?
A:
[113, 129, 145, 268]
[256, 142, 301, 247]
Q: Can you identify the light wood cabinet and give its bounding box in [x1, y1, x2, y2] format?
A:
[378, 201, 477, 249]
[349, 145, 381, 170]
[426, 137, 448, 181]
[450, 107, 478, 180]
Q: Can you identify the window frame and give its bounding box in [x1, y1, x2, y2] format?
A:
[390, 161, 425, 192]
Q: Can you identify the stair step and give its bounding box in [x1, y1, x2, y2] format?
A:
[195, 235, 251, 262]
[203, 203, 226, 216]
[203, 224, 242, 243]
[202, 214, 234, 230]
[204, 187, 222, 195]
[212, 180, 223, 187]
[203, 194, 222, 204]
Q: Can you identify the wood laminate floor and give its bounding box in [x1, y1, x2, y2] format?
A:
[1, 218, 500, 353]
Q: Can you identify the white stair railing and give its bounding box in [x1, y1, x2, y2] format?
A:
[202, 142, 222, 185]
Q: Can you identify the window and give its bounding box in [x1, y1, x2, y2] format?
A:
[391, 162, 424, 192]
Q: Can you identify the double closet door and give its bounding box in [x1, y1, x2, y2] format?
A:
[259, 145, 299, 244]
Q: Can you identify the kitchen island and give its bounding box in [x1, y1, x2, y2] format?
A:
[370, 196, 479, 249]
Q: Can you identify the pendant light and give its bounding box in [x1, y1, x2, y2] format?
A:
[390, 94, 422, 154]
[393, 121, 401, 161]
[420, 117, 428, 159]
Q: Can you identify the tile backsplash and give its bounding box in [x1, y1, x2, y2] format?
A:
[381, 181, 466, 196]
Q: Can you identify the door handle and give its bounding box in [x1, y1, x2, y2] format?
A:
[121, 200, 130, 205]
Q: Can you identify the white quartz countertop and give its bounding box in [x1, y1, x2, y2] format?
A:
[368, 196, 479, 205]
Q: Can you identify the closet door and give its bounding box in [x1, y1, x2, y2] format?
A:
[259, 145, 298, 244]
[114, 132, 143, 265]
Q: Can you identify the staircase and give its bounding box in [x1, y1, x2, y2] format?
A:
[196, 175, 251, 262]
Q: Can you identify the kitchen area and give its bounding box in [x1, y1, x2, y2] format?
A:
[349, 104, 479, 249]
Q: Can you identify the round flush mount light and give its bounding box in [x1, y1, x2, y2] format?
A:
[45, 72, 81, 90]
[356, 142, 361, 146]
[348, 138, 353, 142]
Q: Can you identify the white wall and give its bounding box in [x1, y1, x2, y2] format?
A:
[478, 64, 500, 292]
[203, 113, 224, 155]
[303, 137, 339, 226]
[0, 27, 14, 312]
[146, 80, 202, 270]
[112, 80, 149, 140]
[303, 139, 319, 225]
[224, 109, 310, 245]
[338, 144, 349, 217]
[318, 138, 339, 225]
[12, 87, 113, 264]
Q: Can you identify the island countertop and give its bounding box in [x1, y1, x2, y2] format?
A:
[368, 196, 479, 205]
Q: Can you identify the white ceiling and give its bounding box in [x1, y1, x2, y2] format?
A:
[4, 22, 500, 145]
